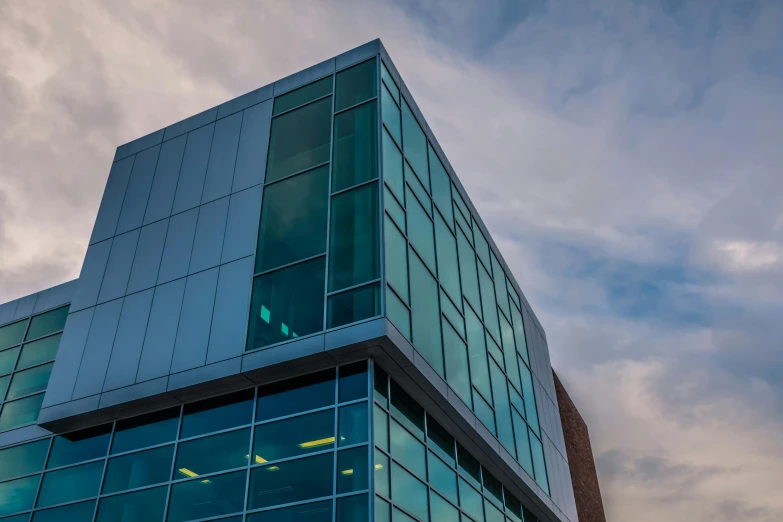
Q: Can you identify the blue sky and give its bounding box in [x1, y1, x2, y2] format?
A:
[0, 1, 781, 520]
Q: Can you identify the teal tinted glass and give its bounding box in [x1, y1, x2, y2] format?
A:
[454, 207, 472, 245]
[381, 62, 399, 102]
[478, 264, 501, 342]
[0, 513, 30, 522]
[390, 463, 428, 521]
[374, 448, 389, 495]
[434, 212, 461, 304]
[485, 499, 505, 522]
[333, 102, 378, 192]
[440, 291, 464, 339]
[374, 363, 388, 406]
[389, 381, 424, 438]
[0, 439, 48, 481]
[16, 334, 60, 370]
[47, 424, 111, 469]
[382, 129, 404, 201]
[249, 453, 333, 509]
[384, 185, 405, 232]
[459, 478, 484, 522]
[457, 229, 481, 312]
[509, 304, 529, 365]
[0, 346, 20, 375]
[247, 256, 326, 350]
[0, 475, 39, 517]
[328, 284, 380, 328]
[337, 446, 368, 493]
[428, 146, 454, 227]
[335, 58, 376, 112]
[7, 362, 52, 400]
[168, 471, 246, 522]
[32, 500, 95, 522]
[489, 361, 515, 455]
[102, 444, 173, 494]
[384, 217, 408, 303]
[386, 287, 411, 340]
[530, 431, 549, 494]
[339, 361, 367, 402]
[512, 411, 533, 476]
[501, 315, 521, 391]
[491, 253, 511, 319]
[374, 407, 389, 453]
[0, 393, 44, 431]
[390, 418, 425, 478]
[381, 84, 401, 148]
[36, 461, 103, 507]
[95, 485, 167, 522]
[473, 224, 491, 270]
[452, 187, 470, 222]
[505, 490, 523, 521]
[256, 165, 329, 272]
[328, 182, 380, 291]
[519, 364, 539, 434]
[465, 305, 490, 401]
[337, 493, 368, 522]
[174, 428, 250, 479]
[256, 369, 335, 421]
[267, 97, 332, 183]
[486, 333, 503, 369]
[457, 442, 481, 483]
[442, 319, 471, 407]
[473, 392, 496, 436]
[0, 375, 8, 402]
[0, 320, 28, 351]
[247, 499, 332, 522]
[25, 306, 68, 341]
[274, 76, 333, 116]
[400, 100, 428, 190]
[253, 409, 333, 462]
[425, 415, 455, 464]
[405, 162, 431, 217]
[180, 389, 254, 439]
[510, 386, 525, 418]
[408, 249, 443, 376]
[392, 507, 415, 522]
[338, 402, 367, 446]
[431, 492, 459, 522]
[111, 407, 179, 455]
[406, 193, 435, 274]
[428, 451, 458, 504]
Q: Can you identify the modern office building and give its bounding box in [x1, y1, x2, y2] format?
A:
[0, 40, 602, 522]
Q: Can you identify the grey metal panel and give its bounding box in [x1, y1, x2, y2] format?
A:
[168, 357, 243, 394]
[231, 100, 272, 192]
[170, 267, 219, 373]
[99, 377, 170, 410]
[221, 185, 262, 264]
[97, 229, 140, 304]
[241, 334, 325, 376]
[335, 39, 379, 70]
[273, 58, 335, 95]
[163, 107, 218, 141]
[206, 256, 253, 364]
[127, 219, 169, 294]
[136, 278, 186, 382]
[72, 298, 123, 400]
[172, 123, 214, 214]
[188, 197, 229, 274]
[12, 294, 36, 319]
[0, 425, 51, 449]
[89, 156, 135, 245]
[42, 307, 95, 407]
[103, 288, 154, 392]
[116, 145, 161, 235]
[69, 239, 113, 313]
[32, 280, 78, 314]
[0, 301, 17, 326]
[201, 112, 242, 204]
[114, 129, 164, 161]
[217, 84, 273, 119]
[143, 135, 186, 225]
[157, 208, 198, 284]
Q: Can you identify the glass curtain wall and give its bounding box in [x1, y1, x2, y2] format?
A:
[379, 62, 548, 495]
[0, 362, 371, 522]
[247, 58, 381, 352]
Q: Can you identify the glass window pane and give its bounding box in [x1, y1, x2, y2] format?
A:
[337, 446, 368, 493]
[256, 165, 329, 272]
[333, 101, 378, 192]
[381, 85, 401, 148]
[428, 146, 453, 226]
[339, 362, 368, 402]
[328, 284, 380, 329]
[390, 419, 425, 479]
[509, 305, 529, 366]
[0, 346, 21, 375]
[337, 493, 368, 522]
[530, 432, 549, 494]
[500, 315, 521, 392]
[457, 443, 481, 485]
[0, 393, 44, 431]
[47, 425, 111, 469]
[384, 216, 408, 303]
[452, 187, 470, 225]
[95, 485, 167, 522]
[382, 129, 403, 201]
[465, 305, 491, 401]
[386, 287, 411, 341]
[374, 405, 389, 452]
[36, 461, 103, 507]
[0, 475, 39, 516]
[25, 307, 69, 341]
[253, 410, 333, 463]
[248, 453, 333, 509]
[427, 450, 458, 504]
[455, 208, 472, 246]
[373, 364, 388, 406]
[247, 256, 326, 350]
[408, 249, 443, 376]
[0, 439, 48, 481]
[392, 507, 416, 522]
[478, 264, 501, 343]
[390, 462, 428, 522]
[336, 58, 376, 111]
[473, 224, 491, 271]
[491, 254, 511, 320]
[174, 428, 249, 480]
[274, 77, 332, 116]
[486, 333, 503, 370]
[0, 320, 28, 351]
[389, 381, 423, 438]
[510, 387, 525, 419]
[256, 369, 335, 421]
[7, 363, 52, 400]
[267, 97, 332, 182]
[111, 408, 179, 455]
[519, 364, 539, 435]
[339, 402, 368, 446]
[168, 470, 246, 522]
[474, 391, 496, 436]
[511, 411, 533, 477]
[457, 229, 481, 313]
[443, 318, 471, 408]
[381, 62, 399, 101]
[384, 185, 405, 233]
[376, 497, 391, 522]
[328, 182, 380, 291]
[374, 448, 389, 496]
[405, 162, 431, 218]
[426, 414, 455, 465]
[247, 499, 331, 522]
[431, 492, 459, 522]
[459, 478, 484, 522]
[483, 467, 504, 505]
[440, 290, 464, 339]
[434, 212, 460, 304]
[32, 500, 95, 522]
[400, 100, 428, 190]
[0, 375, 8, 401]
[16, 334, 61, 371]
[103, 444, 173, 494]
[504, 489, 522, 521]
[180, 389, 254, 439]
[485, 499, 505, 522]
[489, 361, 516, 456]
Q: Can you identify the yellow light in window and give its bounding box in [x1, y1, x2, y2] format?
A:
[200, 479, 212, 484]
[255, 455, 267, 464]
[341, 469, 354, 475]
[267, 466, 280, 471]
[178, 468, 198, 478]
[298, 436, 335, 449]
[375, 464, 384, 470]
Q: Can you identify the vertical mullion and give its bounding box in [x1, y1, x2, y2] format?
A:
[322, 73, 337, 332]
[90, 420, 117, 522]
[332, 365, 340, 522]
[160, 404, 184, 522]
[377, 55, 386, 323]
[368, 360, 375, 522]
[29, 435, 56, 519]
[243, 385, 259, 514]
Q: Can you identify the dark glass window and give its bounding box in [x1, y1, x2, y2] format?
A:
[408, 249, 443, 376]
[333, 101, 377, 192]
[389, 381, 424, 438]
[25, 306, 69, 341]
[426, 414, 455, 465]
[111, 407, 179, 455]
[0, 439, 48, 481]
[457, 229, 481, 312]
[530, 432, 549, 494]
[337, 493, 368, 522]
[267, 97, 332, 183]
[0, 346, 21, 375]
[381, 62, 399, 101]
[335, 58, 376, 112]
[174, 428, 250, 479]
[6, 362, 52, 400]
[328, 182, 379, 291]
[0, 319, 28, 351]
[32, 500, 95, 522]
[339, 361, 367, 402]
[465, 305, 491, 401]
[327, 283, 380, 329]
[248, 453, 333, 509]
[428, 146, 453, 226]
[47, 424, 111, 469]
[457, 443, 482, 485]
[246, 499, 332, 522]
[274, 77, 333, 116]
[0, 375, 7, 402]
[386, 286, 411, 341]
[478, 264, 501, 342]
[519, 363, 539, 434]
[36, 461, 103, 507]
[390, 418, 425, 479]
[491, 253, 511, 320]
[256, 369, 335, 422]
[374, 405, 389, 453]
[180, 389, 254, 439]
[512, 411, 533, 476]
[0, 393, 45, 431]
[338, 402, 368, 446]
[16, 334, 61, 370]
[504, 489, 523, 521]
[253, 410, 334, 463]
[0, 474, 39, 517]
[246, 256, 326, 350]
[102, 444, 174, 494]
[256, 165, 329, 272]
[337, 446, 368, 493]
[95, 485, 167, 522]
[489, 360, 516, 456]
[384, 185, 405, 232]
[400, 100, 429, 190]
[482, 467, 504, 505]
[443, 319, 471, 408]
[168, 470, 246, 522]
[374, 448, 389, 496]
[474, 392, 496, 436]
[373, 365, 388, 407]
[486, 498, 505, 522]
[473, 225, 491, 271]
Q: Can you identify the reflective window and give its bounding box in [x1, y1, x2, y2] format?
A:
[405, 163, 431, 218]
[7, 363, 52, 400]
[337, 493, 368, 522]
[25, 306, 69, 341]
[386, 287, 411, 341]
[274, 76, 333, 116]
[392, 507, 416, 522]
[485, 498, 505, 522]
[256, 369, 334, 421]
[382, 85, 402, 147]
[428, 146, 453, 227]
[374, 406, 389, 452]
[408, 249, 443, 376]
[335, 58, 376, 112]
[248, 453, 333, 509]
[328, 182, 379, 291]
[0, 393, 45, 431]
[443, 318, 471, 408]
[389, 381, 424, 438]
[511, 411, 533, 476]
[374, 366, 389, 407]
[478, 264, 501, 343]
[111, 408, 179, 455]
[489, 361, 516, 456]
[0, 320, 28, 351]
[428, 451, 457, 504]
[384, 185, 405, 232]
[375, 448, 390, 496]
[473, 225, 491, 271]
[457, 229, 481, 312]
[509, 304, 529, 366]
[376, 498, 391, 522]
[168, 471, 246, 522]
[0, 475, 39, 517]
[491, 253, 511, 320]
[381, 62, 400, 102]
[465, 305, 491, 401]
[267, 97, 332, 183]
[47, 424, 111, 469]
[338, 402, 368, 446]
[0, 439, 48, 481]
[0, 346, 20, 375]
[382, 130, 404, 201]
[426, 415, 455, 465]
[36, 461, 103, 508]
[16, 334, 60, 371]
[102, 444, 174, 494]
[434, 212, 460, 305]
[95, 485, 167, 522]
[247, 499, 332, 522]
[339, 362, 368, 403]
[384, 217, 409, 303]
[253, 410, 333, 463]
[519, 364, 539, 435]
[180, 389, 254, 439]
[457, 443, 482, 485]
[400, 100, 429, 190]
[0, 375, 8, 402]
[174, 428, 250, 479]
[327, 284, 380, 329]
[530, 432, 549, 494]
[32, 500, 95, 522]
[390, 419, 425, 479]
[482, 467, 504, 506]
[337, 446, 368, 493]
[333, 102, 377, 192]
[390, 463, 428, 522]
[474, 392, 496, 436]
[430, 492, 459, 522]
[459, 478, 484, 522]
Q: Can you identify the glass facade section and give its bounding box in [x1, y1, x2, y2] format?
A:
[335, 58, 377, 112]
[273, 76, 332, 116]
[333, 101, 377, 192]
[328, 182, 379, 291]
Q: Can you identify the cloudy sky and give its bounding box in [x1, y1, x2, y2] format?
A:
[1, 1, 781, 520]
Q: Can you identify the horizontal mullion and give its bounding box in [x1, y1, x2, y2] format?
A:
[327, 279, 381, 297]
[21, 329, 65, 346]
[171, 464, 247, 484]
[253, 252, 326, 278]
[272, 93, 333, 119]
[263, 160, 331, 188]
[386, 284, 410, 311]
[333, 96, 377, 116]
[174, 423, 252, 445]
[245, 493, 335, 515]
[331, 177, 378, 197]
